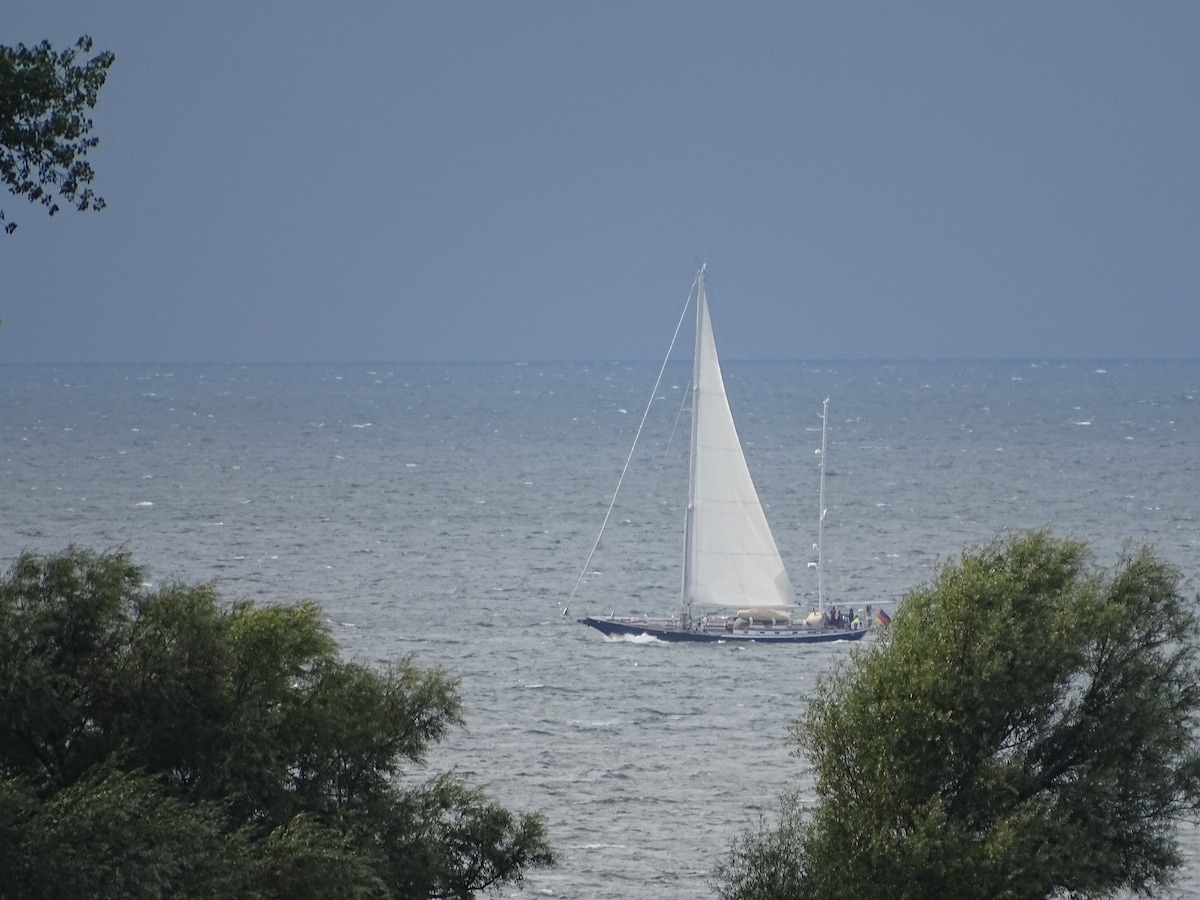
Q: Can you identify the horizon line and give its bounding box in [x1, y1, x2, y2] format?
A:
[2, 356, 1198, 368]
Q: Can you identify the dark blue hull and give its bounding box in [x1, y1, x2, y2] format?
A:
[579, 615, 869, 644]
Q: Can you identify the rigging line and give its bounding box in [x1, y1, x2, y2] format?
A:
[660, 374, 692, 485]
[621, 371, 692, 588]
[562, 271, 700, 617]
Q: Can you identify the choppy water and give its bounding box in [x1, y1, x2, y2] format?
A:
[2, 360, 1199, 898]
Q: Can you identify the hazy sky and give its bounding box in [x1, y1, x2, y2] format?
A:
[3, 2, 1198, 363]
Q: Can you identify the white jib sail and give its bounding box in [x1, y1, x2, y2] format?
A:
[684, 270, 793, 612]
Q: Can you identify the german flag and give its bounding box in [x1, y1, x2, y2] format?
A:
[876, 609, 892, 626]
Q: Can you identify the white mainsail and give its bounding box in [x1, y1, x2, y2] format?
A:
[683, 268, 793, 614]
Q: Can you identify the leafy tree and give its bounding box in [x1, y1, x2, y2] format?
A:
[715, 531, 1200, 900]
[1, 36, 114, 234]
[0, 547, 554, 899]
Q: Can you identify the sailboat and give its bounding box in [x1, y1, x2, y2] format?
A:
[569, 266, 869, 644]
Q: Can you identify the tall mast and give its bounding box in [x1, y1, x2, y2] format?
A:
[817, 398, 829, 614]
[681, 265, 705, 625]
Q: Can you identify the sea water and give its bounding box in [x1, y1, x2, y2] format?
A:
[2, 360, 1199, 898]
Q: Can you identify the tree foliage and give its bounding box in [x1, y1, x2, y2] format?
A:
[0, 547, 554, 899]
[715, 531, 1200, 900]
[0, 36, 113, 233]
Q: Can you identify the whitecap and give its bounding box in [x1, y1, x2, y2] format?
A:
[621, 633, 664, 645]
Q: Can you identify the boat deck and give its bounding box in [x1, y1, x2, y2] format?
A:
[579, 615, 869, 644]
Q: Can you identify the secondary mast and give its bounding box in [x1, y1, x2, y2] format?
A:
[817, 397, 829, 615]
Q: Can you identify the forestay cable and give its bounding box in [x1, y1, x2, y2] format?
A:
[562, 274, 699, 617]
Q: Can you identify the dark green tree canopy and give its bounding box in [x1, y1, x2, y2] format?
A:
[0, 36, 113, 234]
[0, 547, 554, 899]
[716, 531, 1200, 900]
